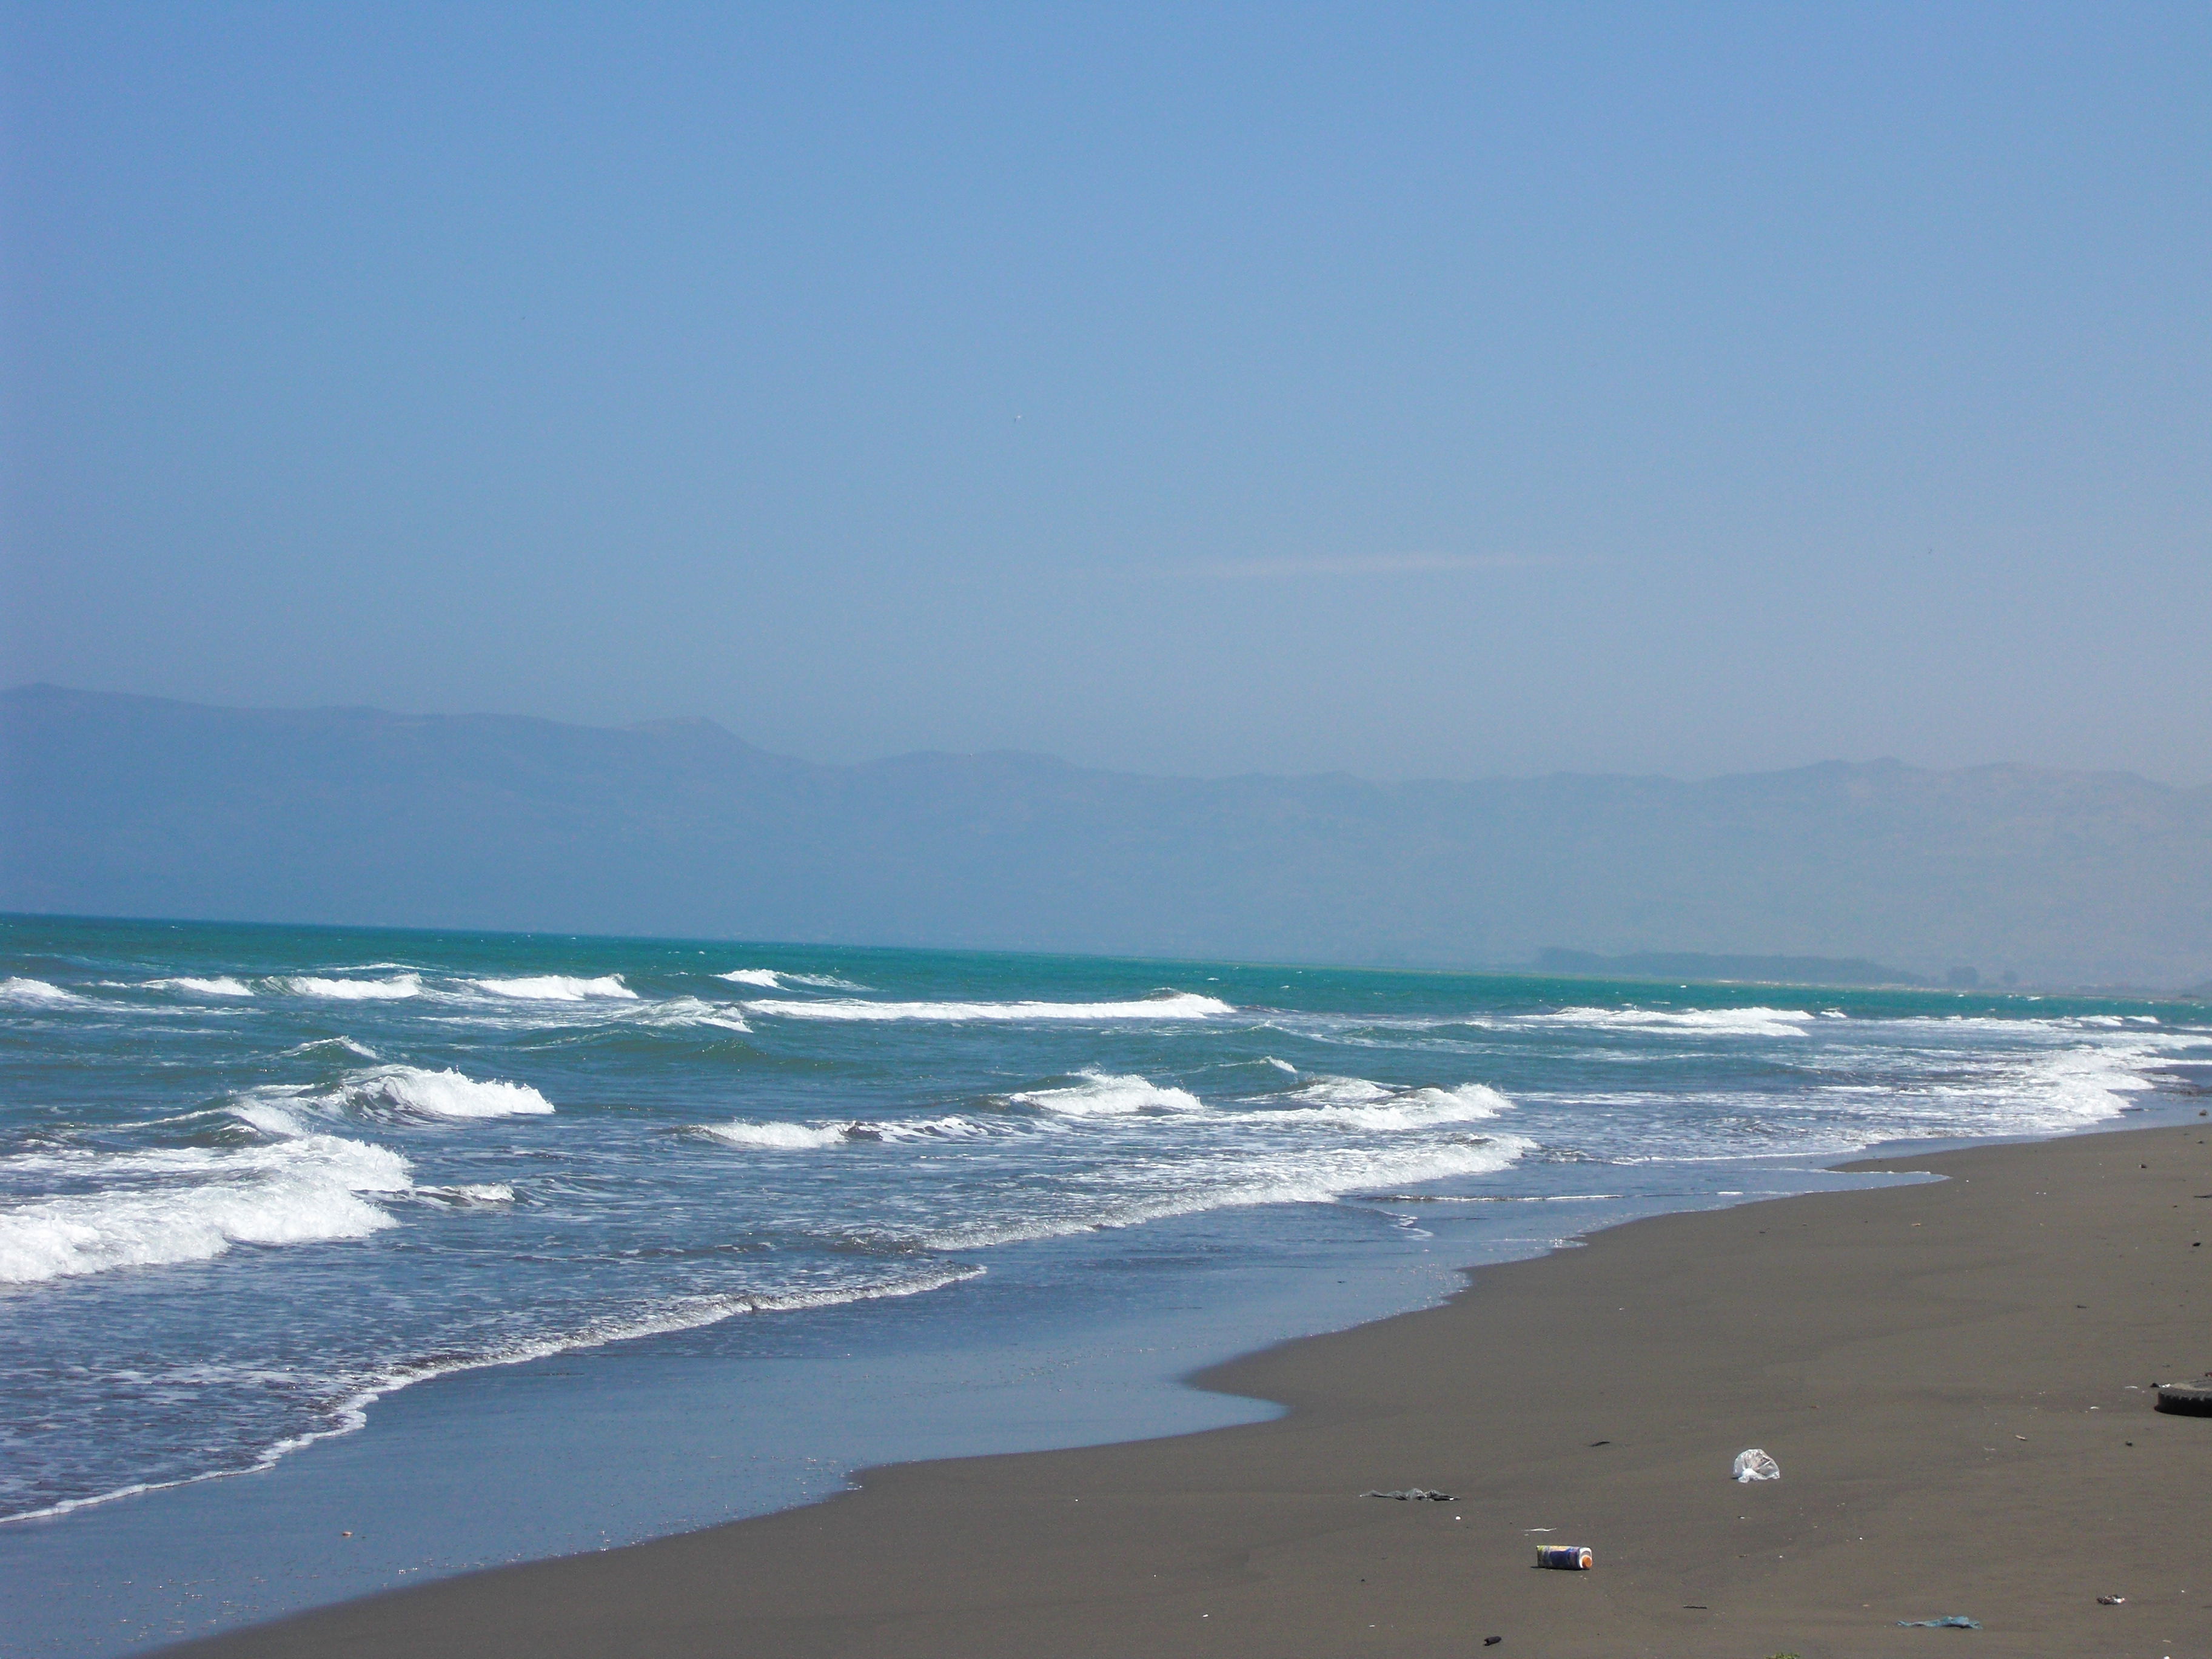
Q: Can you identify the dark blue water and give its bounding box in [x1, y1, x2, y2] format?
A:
[3, 914, 2204, 1654]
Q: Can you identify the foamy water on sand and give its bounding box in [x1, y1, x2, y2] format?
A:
[2, 914, 2205, 1535]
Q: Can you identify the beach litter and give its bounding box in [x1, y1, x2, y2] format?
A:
[1361, 1487, 1456, 1501]
[2153, 1377, 2212, 1416]
[1731, 1447, 1781, 1483]
[2098, 1595, 2127, 1604]
[1535, 1544, 1594, 1570]
[1897, 1616, 1982, 1629]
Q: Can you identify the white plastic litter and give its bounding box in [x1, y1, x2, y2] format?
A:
[1731, 1447, 1781, 1483]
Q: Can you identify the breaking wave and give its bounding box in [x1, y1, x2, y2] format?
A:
[470, 975, 638, 1001]
[914, 1133, 1535, 1253]
[225, 1067, 554, 1127]
[1, 977, 81, 1007]
[1006, 1071, 1204, 1116]
[1527, 1005, 1816, 1039]
[269, 975, 422, 1000]
[628, 996, 752, 1032]
[145, 977, 255, 997]
[280, 1036, 380, 1061]
[743, 991, 1235, 1023]
[0, 1134, 412, 1285]
[1250, 1079, 1514, 1131]
[699, 1114, 998, 1150]
[333, 1066, 555, 1120]
[717, 968, 870, 991]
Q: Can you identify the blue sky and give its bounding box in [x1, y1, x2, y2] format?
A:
[4, 3, 2207, 782]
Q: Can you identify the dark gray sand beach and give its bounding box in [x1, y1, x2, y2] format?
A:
[169, 1122, 2212, 1658]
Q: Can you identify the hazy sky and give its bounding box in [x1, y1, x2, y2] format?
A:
[4, 4, 2207, 783]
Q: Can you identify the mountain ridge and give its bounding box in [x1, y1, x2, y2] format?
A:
[4, 684, 2207, 987]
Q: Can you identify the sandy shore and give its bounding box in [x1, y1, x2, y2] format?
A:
[169, 1122, 2212, 1658]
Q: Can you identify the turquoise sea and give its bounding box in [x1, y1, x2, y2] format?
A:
[2, 913, 2205, 1654]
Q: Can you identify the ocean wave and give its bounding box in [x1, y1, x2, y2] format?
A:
[1860, 1013, 2199, 1041]
[700, 1114, 999, 1150]
[2, 1260, 985, 1524]
[523, 1264, 985, 1359]
[1246, 1079, 1514, 1132]
[335, 1066, 555, 1121]
[916, 1133, 1535, 1252]
[743, 991, 1235, 1023]
[0, 977, 81, 1007]
[1933, 1045, 2156, 1133]
[411, 1184, 515, 1207]
[0, 1134, 411, 1285]
[717, 968, 871, 991]
[144, 976, 255, 997]
[1006, 1071, 1204, 1116]
[469, 975, 638, 1001]
[280, 1036, 380, 1061]
[1526, 1005, 1816, 1038]
[1282, 1075, 1396, 1105]
[228, 1065, 554, 1125]
[229, 1099, 313, 1138]
[700, 1120, 851, 1150]
[628, 996, 752, 1032]
[269, 974, 422, 1000]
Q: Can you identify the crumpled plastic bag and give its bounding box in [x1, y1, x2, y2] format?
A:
[1731, 1447, 1781, 1483]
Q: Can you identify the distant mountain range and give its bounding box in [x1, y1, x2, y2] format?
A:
[3, 685, 2208, 988]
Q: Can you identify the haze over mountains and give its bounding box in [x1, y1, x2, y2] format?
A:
[3, 685, 2207, 990]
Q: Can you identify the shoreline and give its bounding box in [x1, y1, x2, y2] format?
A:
[1, 1144, 1968, 1657]
[167, 1117, 2212, 1658]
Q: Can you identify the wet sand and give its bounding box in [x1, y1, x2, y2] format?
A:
[169, 1122, 2212, 1658]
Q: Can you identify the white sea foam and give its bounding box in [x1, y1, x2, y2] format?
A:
[1283, 1076, 1396, 1105]
[270, 975, 422, 1000]
[1252, 1079, 1514, 1132]
[0, 1134, 412, 1284]
[145, 977, 255, 997]
[1965, 1044, 2157, 1131]
[717, 968, 870, 991]
[630, 996, 752, 1032]
[1, 977, 81, 1007]
[702, 1120, 851, 1150]
[1007, 1071, 1205, 1116]
[916, 1133, 1535, 1252]
[337, 1066, 555, 1120]
[470, 974, 638, 1001]
[743, 991, 1235, 1023]
[1528, 1005, 1816, 1038]
[229, 1099, 313, 1138]
[701, 1114, 998, 1150]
